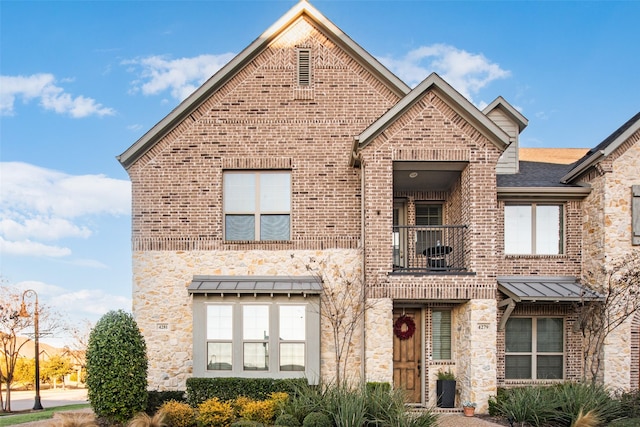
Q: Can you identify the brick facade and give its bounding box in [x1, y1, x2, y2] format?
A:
[119, 1, 640, 411]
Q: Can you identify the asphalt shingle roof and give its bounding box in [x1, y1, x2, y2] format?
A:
[497, 161, 577, 188]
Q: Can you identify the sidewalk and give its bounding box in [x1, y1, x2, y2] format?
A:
[437, 413, 506, 426]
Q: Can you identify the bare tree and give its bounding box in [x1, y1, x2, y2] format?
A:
[576, 252, 640, 384]
[0, 286, 61, 412]
[302, 251, 374, 386]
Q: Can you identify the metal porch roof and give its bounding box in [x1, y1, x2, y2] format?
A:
[188, 275, 322, 295]
[497, 276, 602, 302]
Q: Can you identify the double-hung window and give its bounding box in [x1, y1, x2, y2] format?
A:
[505, 317, 564, 380]
[504, 204, 563, 254]
[224, 171, 291, 241]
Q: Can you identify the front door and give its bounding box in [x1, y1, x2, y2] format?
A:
[393, 308, 422, 403]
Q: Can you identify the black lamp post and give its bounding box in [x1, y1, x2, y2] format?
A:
[18, 289, 44, 410]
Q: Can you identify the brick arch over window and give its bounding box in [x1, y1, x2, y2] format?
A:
[631, 311, 640, 389]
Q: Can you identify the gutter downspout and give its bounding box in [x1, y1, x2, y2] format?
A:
[360, 160, 367, 382]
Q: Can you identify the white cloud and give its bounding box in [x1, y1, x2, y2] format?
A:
[0, 162, 131, 258]
[124, 53, 236, 100]
[379, 43, 510, 104]
[49, 288, 131, 318]
[0, 73, 115, 117]
[0, 237, 72, 257]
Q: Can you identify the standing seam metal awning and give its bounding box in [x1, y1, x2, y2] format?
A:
[497, 276, 603, 330]
[188, 275, 323, 297]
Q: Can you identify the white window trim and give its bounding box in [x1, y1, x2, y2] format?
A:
[505, 316, 565, 380]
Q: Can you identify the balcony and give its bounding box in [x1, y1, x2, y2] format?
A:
[392, 225, 467, 273]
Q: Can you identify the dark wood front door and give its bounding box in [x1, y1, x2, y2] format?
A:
[393, 308, 422, 403]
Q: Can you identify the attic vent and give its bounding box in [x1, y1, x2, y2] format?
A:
[297, 49, 311, 86]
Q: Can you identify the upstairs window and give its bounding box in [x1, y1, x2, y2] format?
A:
[416, 204, 443, 255]
[224, 171, 291, 241]
[504, 204, 563, 255]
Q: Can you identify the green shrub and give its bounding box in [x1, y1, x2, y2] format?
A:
[302, 412, 332, 427]
[552, 382, 622, 425]
[186, 377, 306, 406]
[618, 388, 640, 418]
[325, 385, 367, 427]
[86, 310, 148, 424]
[197, 397, 235, 427]
[365, 382, 391, 394]
[230, 421, 264, 427]
[158, 400, 195, 427]
[274, 413, 301, 426]
[489, 386, 557, 427]
[147, 390, 187, 414]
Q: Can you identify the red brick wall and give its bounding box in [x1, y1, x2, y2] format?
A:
[127, 18, 401, 251]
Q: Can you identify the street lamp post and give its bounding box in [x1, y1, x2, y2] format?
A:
[18, 289, 44, 410]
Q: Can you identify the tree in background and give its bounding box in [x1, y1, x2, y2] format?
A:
[576, 252, 640, 384]
[86, 310, 148, 424]
[0, 285, 61, 412]
[41, 354, 74, 389]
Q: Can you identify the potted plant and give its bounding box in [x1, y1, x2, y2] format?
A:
[462, 401, 476, 417]
[435, 369, 456, 408]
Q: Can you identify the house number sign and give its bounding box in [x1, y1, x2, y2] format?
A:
[477, 323, 490, 330]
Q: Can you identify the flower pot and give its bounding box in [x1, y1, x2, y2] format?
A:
[436, 379, 456, 408]
[463, 406, 475, 417]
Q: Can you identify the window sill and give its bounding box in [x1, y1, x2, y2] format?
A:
[504, 379, 564, 386]
[504, 254, 566, 259]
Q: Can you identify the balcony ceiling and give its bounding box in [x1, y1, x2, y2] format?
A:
[393, 161, 467, 192]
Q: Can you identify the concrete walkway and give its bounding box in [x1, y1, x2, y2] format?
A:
[437, 413, 505, 426]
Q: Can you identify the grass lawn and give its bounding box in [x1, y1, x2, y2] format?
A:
[0, 404, 91, 426]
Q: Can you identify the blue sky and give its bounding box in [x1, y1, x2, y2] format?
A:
[1, 0, 638, 346]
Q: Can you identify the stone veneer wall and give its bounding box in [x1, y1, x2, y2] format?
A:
[364, 299, 394, 383]
[132, 248, 362, 390]
[601, 137, 640, 390]
[452, 300, 497, 413]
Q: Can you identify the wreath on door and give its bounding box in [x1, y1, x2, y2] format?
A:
[393, 315, 416, 340]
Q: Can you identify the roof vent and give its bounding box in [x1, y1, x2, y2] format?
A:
[297, 49, 311, 86]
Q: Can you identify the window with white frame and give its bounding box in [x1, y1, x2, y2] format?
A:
[432, 309, 452, 360]
[504, 204, 563, 255]
[505, 317, 564, 380]
[223, 171, 291, 241]
[196, 297, 319, 380]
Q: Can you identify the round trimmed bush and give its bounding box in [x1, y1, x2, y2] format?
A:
[86, 310, 148, 424]
[302, 412, 332, 427]
[275, 413, 301, 426]
[159, 400, 195, 427]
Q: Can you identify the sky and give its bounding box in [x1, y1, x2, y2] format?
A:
[1, 0, 639, 347]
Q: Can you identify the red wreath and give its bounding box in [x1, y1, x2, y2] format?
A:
[394, 315, 416, 340]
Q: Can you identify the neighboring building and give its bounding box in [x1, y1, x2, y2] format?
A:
[117, 1, 640, 411]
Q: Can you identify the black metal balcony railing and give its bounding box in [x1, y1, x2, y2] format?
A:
[392, 225, 467, 273]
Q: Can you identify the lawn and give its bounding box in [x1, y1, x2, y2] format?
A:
[0, 404, 91, 426]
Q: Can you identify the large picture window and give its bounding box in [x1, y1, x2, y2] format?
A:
[504, 204, 563, 255]
[505, 317, 564, 380]
[199, 299, 318, 379]
[224, 171, 291, 241]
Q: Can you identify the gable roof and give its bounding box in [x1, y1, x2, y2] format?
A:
[352, 73, 512, 165]
[483, 96, 528, 133]
[561, 111, 640, 183]
[117, 0, 410, 170]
